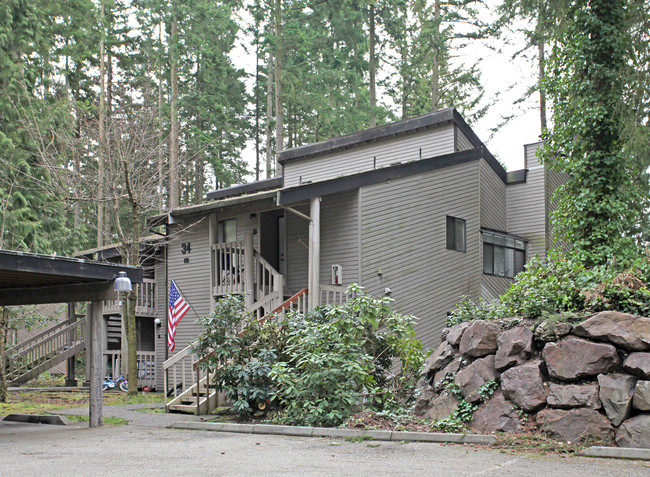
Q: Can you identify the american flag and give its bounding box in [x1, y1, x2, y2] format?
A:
[168, 280, 190, 352]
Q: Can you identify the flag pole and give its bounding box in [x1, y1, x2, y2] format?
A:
[171, 280, 202, 320]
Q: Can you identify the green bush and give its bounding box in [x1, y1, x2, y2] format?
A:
[447, 251, 650, 325]
[271, 285, 424, 427]
[194, 285, 424, 426]
[193, 294, 277, 416]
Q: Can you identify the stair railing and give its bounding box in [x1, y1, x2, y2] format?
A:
[6, 317, 85, 380]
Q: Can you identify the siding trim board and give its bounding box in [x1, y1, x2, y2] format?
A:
[279, 148, 495, 206]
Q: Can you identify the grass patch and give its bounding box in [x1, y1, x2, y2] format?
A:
[63, 414, 128, 426]
[0, 391, 163, 417]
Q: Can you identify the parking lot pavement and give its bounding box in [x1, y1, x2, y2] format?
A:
[2, 420, 650, 477]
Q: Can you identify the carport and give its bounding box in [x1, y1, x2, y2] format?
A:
[0, 250, 142, 427]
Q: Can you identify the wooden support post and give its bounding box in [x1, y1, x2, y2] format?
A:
[65, 302, 77, 387]
[244, 231, 255, 308]
[88, 300, 104, 428]
[308, 197, 321, 310]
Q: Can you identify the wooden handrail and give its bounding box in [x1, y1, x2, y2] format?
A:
[192, 289, 309, 371]
[269, 288, 308, 316]
[6, 315, 79, 355]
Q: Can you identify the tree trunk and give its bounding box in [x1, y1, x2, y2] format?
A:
[125, 205, 140, 395]
[158, 21, 165, 212]
[0, 308, 7, 403]
[431, 0, 441, 112]
[97, 1, 106, 248]
[274, 0, 283, 168]
[538, 31, 547, 132]
[266, 49, 274, 178]
[169, 15, 180, 209]
[369, 4, 376, 128]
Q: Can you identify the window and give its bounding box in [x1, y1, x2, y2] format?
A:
[483, 231, 526, 278]
[446, 216, 466, 252]
[217, 218, 236, 243]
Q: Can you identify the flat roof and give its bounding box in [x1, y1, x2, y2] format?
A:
[0, 250, 143, 306]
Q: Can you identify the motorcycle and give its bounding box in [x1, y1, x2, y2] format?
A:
[102, 376, 129, 392]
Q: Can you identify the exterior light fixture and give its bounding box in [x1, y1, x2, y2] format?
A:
[114, 271, 132, 292]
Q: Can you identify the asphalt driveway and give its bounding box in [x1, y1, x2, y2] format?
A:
[1, 404, 649, 477]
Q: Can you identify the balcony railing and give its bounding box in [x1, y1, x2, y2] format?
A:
[104, 278, 156, 317]
[103, 350, 156, 389]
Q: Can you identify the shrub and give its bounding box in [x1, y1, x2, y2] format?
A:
[271, 284, 424, 427]
[194, 285, 424, 426]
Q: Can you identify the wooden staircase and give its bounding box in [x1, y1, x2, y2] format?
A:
[163, 288, 309, 415]
[5, 316, 86, 386]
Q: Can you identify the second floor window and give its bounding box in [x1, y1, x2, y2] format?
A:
[483, 231, 526, 278]
[446, 216, 466, 252]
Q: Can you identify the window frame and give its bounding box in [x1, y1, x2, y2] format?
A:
[482, 230, 526, 279]
[446, 216, 466, 252]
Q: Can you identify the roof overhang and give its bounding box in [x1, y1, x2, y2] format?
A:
[147, 190, 280, 227]
[0, 250, 143, 306]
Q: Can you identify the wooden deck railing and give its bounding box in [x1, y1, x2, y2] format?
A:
[103, 278, 156, 317]
[6, 317, 85, 380]
[211, 241, 246, 295]
[103, 350, 156, 389]
[320, 284, 350, 306]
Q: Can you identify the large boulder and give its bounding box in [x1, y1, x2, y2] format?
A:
[546, 383, 601, 409]
[537, 408, 613, 443]
[412, 386, 437, 416]
[622, 352, 650, 379]
[572, 311, 650, 351]
[542, 338, 619, 381]
[423, 390, 460, 421]
[534, 319, 573, 343]
[616, 414, 650, 449]
[598, 373, 637, 427]
[432, 357, 463, 391]
[422, 342, 454, 377]
[446, 322, 470, 346]
[495, 326, 533, 371]
[501, 360, 547, 412]
[471, 390, 522, 434]
[632, 381, 650, 411]
[459, 321, 501, 358]
[455, 355, 499, 403]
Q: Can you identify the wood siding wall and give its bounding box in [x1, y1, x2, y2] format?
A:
[359, 161, 481, 350]
[283, 124, 455, 187]
[319, 190, 360, 286]
[507, 143, 547, 260]
[285, 204, 310, 294]
[164, 218, 213, 359]
[478, 158, 511, 302]
[456, 126, 475, 151]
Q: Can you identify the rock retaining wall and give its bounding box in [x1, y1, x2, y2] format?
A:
[414, 311, 650, 448]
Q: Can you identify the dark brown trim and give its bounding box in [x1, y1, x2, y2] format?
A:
[0, 250, 143, 283]
[278, 148, 484, 206]
[506, 169, 527, 184]
[0, 281, 117, 306]
[206, 177, 283, 201]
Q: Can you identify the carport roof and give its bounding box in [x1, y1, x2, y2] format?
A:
[0, 249, 143, 306]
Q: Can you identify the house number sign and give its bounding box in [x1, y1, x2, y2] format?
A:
[181, 242, 191, 263]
